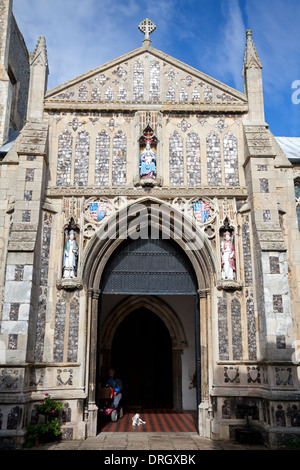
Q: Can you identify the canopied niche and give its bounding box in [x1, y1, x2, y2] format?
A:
[139, 125, 157, 185]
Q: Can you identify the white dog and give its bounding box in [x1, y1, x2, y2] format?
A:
[132, 413, 146, 426]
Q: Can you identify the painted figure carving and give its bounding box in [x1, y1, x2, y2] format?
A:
[140, 141, 156, 179]
[221, 231, 235, 280]
[63, 230, 79, 279]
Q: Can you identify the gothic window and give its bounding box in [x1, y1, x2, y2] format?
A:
[149, 60, 160, 102]
[224, 131, 239, 186]
[74, 130, 90, 186]
[186, 132, 201, 186]
[133, 59, 144, 101]
[169, 131, 184, 186]
[206, 131, 221, 186]
[295, 178, 300, 230]
[95, 130, 110, 186]
[57, 130, 72, 186]
[112, 131, 127, 186]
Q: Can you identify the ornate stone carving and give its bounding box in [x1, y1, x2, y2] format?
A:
[57, 369, 73, 386]
[0, 370, 19, 389]
[84, 197, 112, 224]
[224, 366, 240, 383]
[247, 366, 261, 384]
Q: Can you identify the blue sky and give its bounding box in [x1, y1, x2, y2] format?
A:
[13, 0, 300, 137]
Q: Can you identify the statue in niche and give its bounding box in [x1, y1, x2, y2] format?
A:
[139, 125, 157, 181]
[63, 230, 79, 279]
[221, 231, 236, 280]
[140, 140, 156, 179]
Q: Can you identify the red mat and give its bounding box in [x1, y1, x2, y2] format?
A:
[98, 409, 197, 433]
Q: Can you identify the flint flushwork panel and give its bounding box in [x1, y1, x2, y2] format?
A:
[242, 216, 253, 286]
[95, 130, 110, 186]
[149, 60, 160, 102]
[74, 130, 90, 186]
[166, 86, 175, 103]
[68, 296, 80, 363]
[35, 213, 52, 363]
[207, 131, 221, 186]
[91, 86, 101, 101]
[78, 84, 88, 100]
[53, 298, 66, 362]
[112, 131, 127, 186]
[247, 297, 257, 360]
[105, 86, 114, 102]
[186, 132, 201, 186]
[133, 60, 144, 102]
[179, 88, 188, 103]
[231, 298, 242, 360]
[117, 85, 127, 101]
[56, 130, 73, 186]
[169, 131, 184, 187]
[218, 297, 229, 360]
[224, 131, 239, 187]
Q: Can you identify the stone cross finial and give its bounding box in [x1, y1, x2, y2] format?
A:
[139, 18, 156, 41]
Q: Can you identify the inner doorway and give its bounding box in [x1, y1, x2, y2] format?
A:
[111, 307, 173, 408]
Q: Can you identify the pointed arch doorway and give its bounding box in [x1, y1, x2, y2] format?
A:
[97, 237, 198, 415]
[83, 210, 215, 437]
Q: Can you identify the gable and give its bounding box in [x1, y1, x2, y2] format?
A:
[45, 48, 247, 107]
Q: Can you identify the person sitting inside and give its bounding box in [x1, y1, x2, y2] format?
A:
[105, 368, 123, 409]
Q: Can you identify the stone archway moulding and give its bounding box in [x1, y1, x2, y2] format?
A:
[82, 198, 216, 437]
[100, 295, 188, 352]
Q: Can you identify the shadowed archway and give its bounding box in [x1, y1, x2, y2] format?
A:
[100, 294, 188, 411]
[111, 307, 173, 408]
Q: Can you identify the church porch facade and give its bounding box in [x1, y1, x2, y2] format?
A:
[0, 6, 299, 449]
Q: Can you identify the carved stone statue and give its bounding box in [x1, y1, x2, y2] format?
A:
[140, 141, 156, 179]
[63, 230, 79, 279]
[221, 231, 235, 280]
